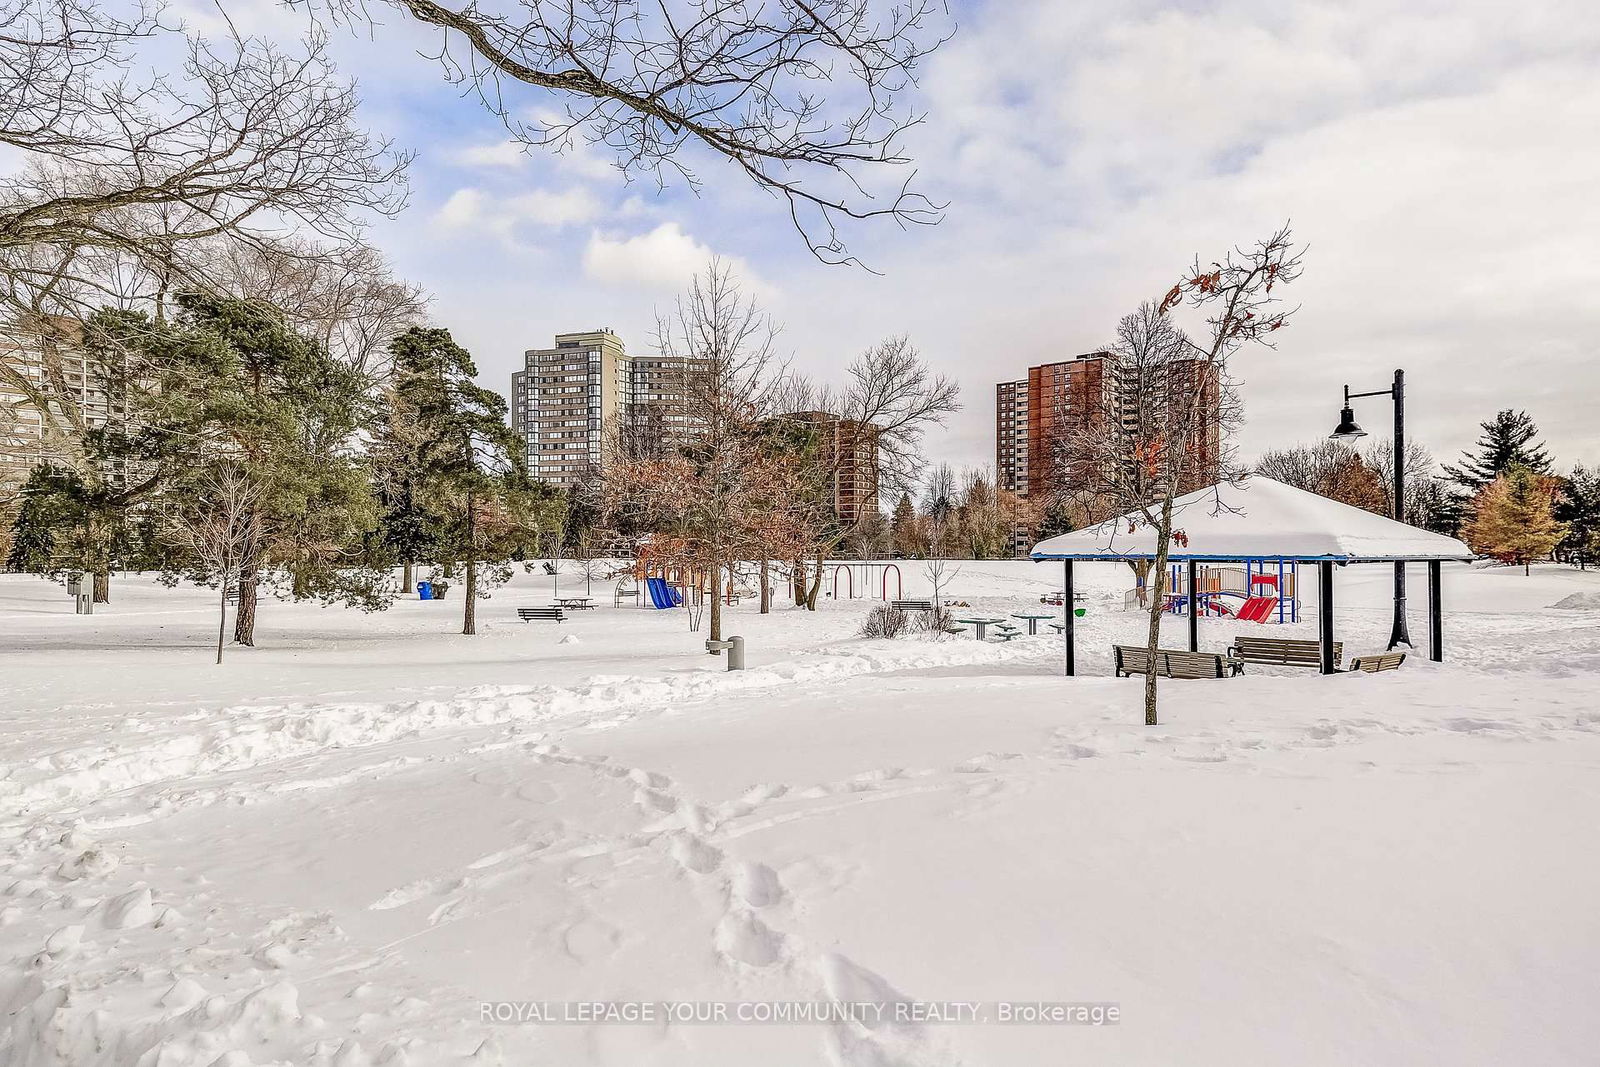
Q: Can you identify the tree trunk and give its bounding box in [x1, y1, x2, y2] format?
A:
[464, 557, 477, 634]
[759, 559, 770, 614]
[805, 554, 825, 610]
[709, 564, 723, 649]
[1141, 498, 1176, 727]
[792, 559, 806, 606]
[402, 561, 414, 594]
[216, 584, 228, 665]
[233, 566, 258, 646]
[93, 570, 109, 604]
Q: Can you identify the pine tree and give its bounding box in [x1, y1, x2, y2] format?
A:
[1461, 465, 1568, 574]
[889, 493, 918, 558]
[112, 292, 385, 645]
[1556, 465, 1600, 569]
[1444, 410, 1552, 491]
[389, 326, 552, 635]
[366, 386, 438, 593]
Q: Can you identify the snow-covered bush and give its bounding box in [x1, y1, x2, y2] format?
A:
[860, 605, 910, 638]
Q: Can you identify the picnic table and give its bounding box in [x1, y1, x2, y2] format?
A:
[555, 596, 595, 610]
[952, 615, 1005, 640]
[1010, 610, 1056, 636]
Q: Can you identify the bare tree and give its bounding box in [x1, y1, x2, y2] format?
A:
[1362, 438, 1439, 526]
[0, 2, 409, 519]
[601, 260, 800, 644]
[206, 239, 429, 387]
[311, 0, 948, 266]
[1063, 227, 1302, 726]
[163, 464, 263, 664]
[784, 337, 959, 605]
[1, 5, 406, 318]
[1256, 440, 1388, 513]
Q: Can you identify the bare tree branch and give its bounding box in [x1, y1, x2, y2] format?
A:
[309, 0, 949, 267]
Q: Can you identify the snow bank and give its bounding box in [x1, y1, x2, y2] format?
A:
[1552, 591, 1600, 609]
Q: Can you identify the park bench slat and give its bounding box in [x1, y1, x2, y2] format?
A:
[1114, 645, 1242, 679]
[1227, 636, 1340, 669]
[1348, 652, 1406, 673]
[517, 607, 567, 623]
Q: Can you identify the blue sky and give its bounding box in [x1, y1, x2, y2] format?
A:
[179, 0, 1600, 475]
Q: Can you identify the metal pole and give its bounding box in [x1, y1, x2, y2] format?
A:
[1389, 368, 1412, 649]
[1063, 559, 1075, 677]
[1318, 560, 1335, 675]
[1427, 560, 1442, 662]
[1187, 559, 1199, 652]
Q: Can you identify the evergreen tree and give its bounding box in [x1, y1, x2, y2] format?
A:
[389, 326, 552, 634]
[1444, 410, 1552, 491]
[4, 464, 133, 599]
[111, 292, 386, 645]
[366, 386, 438, 593]
[888, 493, 916, 557]
[1556, 464, 1600, 569]
[1461, 465, 1568, 574]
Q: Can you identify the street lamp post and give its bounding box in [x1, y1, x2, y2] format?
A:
[1330, 368, 1411, 650]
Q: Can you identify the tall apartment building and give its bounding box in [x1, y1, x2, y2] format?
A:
[995, 351, 1220, 547]
[995, 378, 1029, 497]
[510, 330, 712, 488]
[1, 317, 119, 492]
[784, 411, 881, 523]
[511, 330, 629, 488]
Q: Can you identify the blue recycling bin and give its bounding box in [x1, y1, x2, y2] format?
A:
[417, 580, 433, 601]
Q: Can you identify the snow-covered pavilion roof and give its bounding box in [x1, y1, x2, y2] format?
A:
[1030, 477, 1474, 563]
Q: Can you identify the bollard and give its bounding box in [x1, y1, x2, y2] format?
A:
[75, 592, 93, 615]
[703, 635, 745, 671]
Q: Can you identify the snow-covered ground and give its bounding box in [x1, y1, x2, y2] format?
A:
[4, 560, 1600, 1065]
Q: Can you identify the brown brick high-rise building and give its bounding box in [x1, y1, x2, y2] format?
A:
[786, 411, 881, 524]
[995, 351, 1221, 551]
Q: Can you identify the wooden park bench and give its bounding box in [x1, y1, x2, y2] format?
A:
[1227, 636, 1341, 670]
[516, 607, 567, 623]
[1348, 652, 1406, 673]
[1114, 645, 1243, 679]
[890, 599, 935, 612]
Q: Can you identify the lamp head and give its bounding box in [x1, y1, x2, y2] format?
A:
[1330, 406, 1366, 440]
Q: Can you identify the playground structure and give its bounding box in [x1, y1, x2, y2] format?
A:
[825, 562, 903, 601]
[1130, 560, 1301, 624]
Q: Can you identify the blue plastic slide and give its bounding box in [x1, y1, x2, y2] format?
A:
[666, 583, 683, 607]
[645, 577, 673, 609]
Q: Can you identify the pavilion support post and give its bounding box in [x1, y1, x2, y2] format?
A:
[1186, 559, 1199, 652]
[1428, 560, 1443, 662]
[1318, 560, 1336, 675]
[1063, 559, 1076, 677]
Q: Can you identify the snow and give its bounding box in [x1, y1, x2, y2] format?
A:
[1552, 590, 1600, 609]
[1031, 476, 1475, 561]
[3, 560, 1600, 1065]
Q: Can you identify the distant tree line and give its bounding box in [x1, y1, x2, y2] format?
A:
[1253, 408, 1595, 572]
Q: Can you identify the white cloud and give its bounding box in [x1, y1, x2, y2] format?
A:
[581, 223, 773, 299]
[432, 185, 602, 235]
[451, 141, 528, 169]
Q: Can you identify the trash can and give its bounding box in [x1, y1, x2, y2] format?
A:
[417, 580, 432, 601]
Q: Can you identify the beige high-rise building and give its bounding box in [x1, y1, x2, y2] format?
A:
[511, 330, 629, 489]
[511, 330, 711, 488]
[1, 317, 116, 491]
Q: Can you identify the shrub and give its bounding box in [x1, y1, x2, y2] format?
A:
[860, 604, 910, 638]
